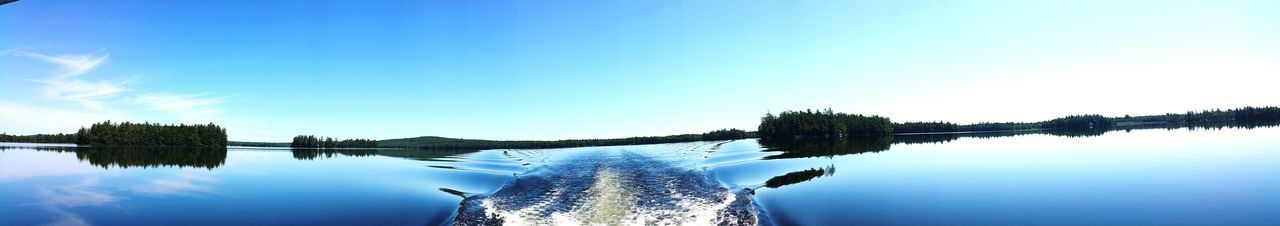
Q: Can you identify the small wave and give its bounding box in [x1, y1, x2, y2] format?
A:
[452, 150, 759, 225]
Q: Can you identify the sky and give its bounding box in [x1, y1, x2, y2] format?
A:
[2, 0, 1278, 142]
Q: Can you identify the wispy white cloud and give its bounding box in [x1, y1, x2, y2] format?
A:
[0, 101, 125, 134]
[11, 51, 107, 80]
[10, 51, 131, 110]
[2, 50, 256, 138]
[134, 93, 227, 124]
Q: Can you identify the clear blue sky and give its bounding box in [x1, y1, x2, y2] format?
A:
[3, 0, 1279, 141]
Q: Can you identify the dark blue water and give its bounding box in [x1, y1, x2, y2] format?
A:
[2, 127, 1278, 225]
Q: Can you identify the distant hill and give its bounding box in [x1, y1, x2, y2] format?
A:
[376, 129, 753, 149]
[377, 136, 496, 148]
[230, 129, 755, 150]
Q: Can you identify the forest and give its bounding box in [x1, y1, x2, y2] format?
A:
[1112, 106, 1280, 127]
[893, 122, 960, 134]
[757, 106, 1280, 142]
[757, 109, 893, 141]
[75, 121, 227, 147]
[290, 135, 378, 148]
[0, 133, 77, 144]
[891, 115, 1111, 133]
[6, 107, 1275, 150]
[1042, 115, 1113, 130]
[955, 122, 1042, 132]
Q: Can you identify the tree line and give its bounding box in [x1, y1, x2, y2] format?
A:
[1042, 115, 1112, 130]
[955, 122, 1042, 131]
[290, 135, 378, 148]
[757, 106, 1280, 142]
[700, 129, 753, 141]
[374, 128, 757, 150]
[0, 133, 77, 144]
[228, 141, 291, 147]
[1107, 107, 1280, 128]
[893, 121, 959, 134]
[75, 121, 227, 147]
[896, 115, 1112, 133]
[1229, 106, 1280, 124]
[757, 109, 893, 141]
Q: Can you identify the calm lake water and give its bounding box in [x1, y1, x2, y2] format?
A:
[2, 127, 1278, 225]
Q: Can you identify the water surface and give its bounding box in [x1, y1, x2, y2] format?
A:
[2, 127, 1278, 225]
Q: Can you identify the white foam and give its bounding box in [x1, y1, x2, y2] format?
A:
[468, 148, 758, 226]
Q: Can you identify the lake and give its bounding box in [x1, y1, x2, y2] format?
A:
[2, 127, 1278, 225]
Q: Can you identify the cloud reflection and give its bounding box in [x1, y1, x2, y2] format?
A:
[131, 170, 219, 196]
[32, 178, 119, 226]
[0, 150, 101, 182]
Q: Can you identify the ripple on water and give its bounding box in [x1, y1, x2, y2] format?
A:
[452, 148, 760, 226]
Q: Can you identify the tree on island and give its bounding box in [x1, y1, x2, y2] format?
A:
[75, 121, 227, 147]
[757, 109, 894, 141]
[290, 135, 378, 148]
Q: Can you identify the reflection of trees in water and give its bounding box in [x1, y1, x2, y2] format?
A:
[1230, 121, 1280, 129]
[1114, 120, 1280, 132]
[750, 123, 1280, 190]
[895, 129, 1114, 143]
[1044, 129, 1109, 137]
[759, 136, 892, 160]
[17, 146, 227, 169]
[1182, 121, 1280, 131]
[891, 133, 958, 145]
[0, 146, 77, 152]
[78, 147, 226, 169]
[439, 188, 468, 199]
[764, 165, 835, 189]
[759, 129, 1118, 160]
[375, 149, 474, 161]
[290, 149, 377, 160]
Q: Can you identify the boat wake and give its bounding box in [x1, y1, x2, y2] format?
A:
[452, 150, 759, 225]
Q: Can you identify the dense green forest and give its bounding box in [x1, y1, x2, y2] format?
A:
[896, 115, 1113, 133]
[700, 129, 754, 141]
[757, 109, 893, 141]
[893, 109, 1280, 134]
[1042, 115, 1113, 130]
[231, 106, 1278, 150]
[893, 122, 959, 134]
[0, 133, 77, 144]
[757, 106, 1279, 142]
[75, 121, 227, 147]
[956, 122, 1042, 132]
[1112, 106, 1280, 127]
[290, 135, 378, 148]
